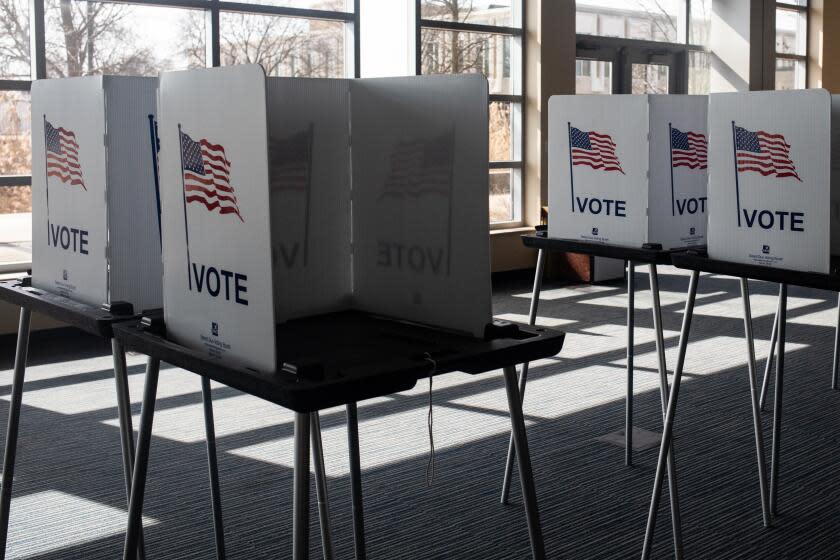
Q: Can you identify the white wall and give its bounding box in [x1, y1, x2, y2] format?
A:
[710, 0, 753, 92]
[359, 0, 415, 78]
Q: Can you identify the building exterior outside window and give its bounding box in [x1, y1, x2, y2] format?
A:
[418, 0, 523, 225]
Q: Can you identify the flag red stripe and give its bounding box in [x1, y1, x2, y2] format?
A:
[184, 172, 235, 194]
[736, 153, 796, 167]
[186, 167, 232, 186]
[756, 131, 790, 143]
[203, 160, 230, 176]
[47, 153, 82, 170]
[47, 163, 84, 179]
[738, 166, 800, 178]
[58, 140, 79, 154]
[573, 161, 624, 173]
[200, 146, 231, 165]
[587, 132, 616, 143]
[186, 195, 243, 221]
[185, 183, 238, 204]
[572, 151, 621, 165]
[589, 138, 616, 149]
[47, 171, 86, 188]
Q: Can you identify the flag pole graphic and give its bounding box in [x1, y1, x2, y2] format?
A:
[731, 121, 742, 227]
[668, 123, 676, 217]
[43, 114, 51, 240]
[178, 124, 193, 290]
[148, 115, 162, 248]
[567, 122, 575, 212]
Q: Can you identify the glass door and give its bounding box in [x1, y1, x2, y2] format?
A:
[576, 39, 684, 94]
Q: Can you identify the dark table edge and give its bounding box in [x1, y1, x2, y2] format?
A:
[112, 320, 566, 413]
[0, 279, 138, 338]
[670, 252, 840, 293]
[522, 234, 705, 265]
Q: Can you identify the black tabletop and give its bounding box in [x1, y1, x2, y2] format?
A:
[113, 310, 566, 412]
[671, 252, 840, 292]
[522, 231, 702, 265]
[0, 278, 136, 337]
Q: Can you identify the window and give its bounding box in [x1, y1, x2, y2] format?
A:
[775, 1, 808, 90]
[576, 0, 711, 95]
[418, 0, 523, 226]
[0, 0, 358, 265]
[575, 59, 611, 95]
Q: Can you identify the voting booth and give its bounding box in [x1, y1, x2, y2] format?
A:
[547, 94, 708, 250]
[708, 89, 840, 273]
[158, 65, 491, 373]
[30, 76, 162, 310]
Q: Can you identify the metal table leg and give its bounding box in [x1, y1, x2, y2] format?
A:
[346, 403, 366, 560]
[501, 247, 546, 505]
[648, 265, 683, 559]
[112, 340, 147, 560]
[123, 357, 161, 560]
[739, 279, 772, 527]
[832, 293, 839, 391]
[0, 308, 31, 559]
[200, 377, 226, 559]
[311, 413, 334, 560]
[759, 286, 782, 411]
[770, 284, 787, 517]
[293, 412, 311, 560]
[502, 366, 545, 560]
[626, 261, 635, 467]
[641, 270, 699, 560]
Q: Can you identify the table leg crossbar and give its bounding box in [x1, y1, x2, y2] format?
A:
[501, 248, 546, 505]
[648, 265, 683, 559]
[1, 311, 148, 560]
[643, 275, 788, 558]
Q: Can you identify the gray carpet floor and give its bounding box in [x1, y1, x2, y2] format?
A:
[0, 265, 838, 559]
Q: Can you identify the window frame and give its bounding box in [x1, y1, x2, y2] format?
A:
[0, 0, 360, 188]
[774, 0, 809, 90]
[415, 0, 525, 228]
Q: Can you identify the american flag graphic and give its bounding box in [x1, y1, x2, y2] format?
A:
[734, 125, 801, 181]
[45, 119, 86, 190]
[381, 132, 454, 199]
[569, 126, 624, 174]
[670, 127, 707, 169]
[180, 131, 244, 222]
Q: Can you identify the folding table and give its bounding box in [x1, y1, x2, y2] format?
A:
[0, 277, 217, 560]
[642, 251, 840, 558]
[501, 232, 696, 556]
[113, 310, 566, 560]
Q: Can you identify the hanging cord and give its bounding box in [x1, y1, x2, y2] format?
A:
[423, 352, 437, 486]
